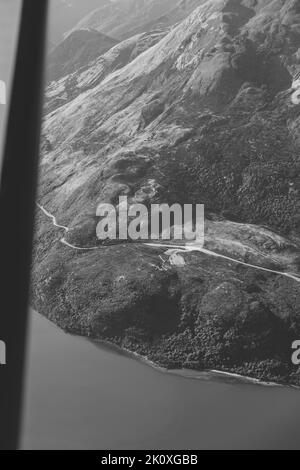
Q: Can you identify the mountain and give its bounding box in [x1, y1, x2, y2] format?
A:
[34, 0, 300, 385]
[70, 0, 206, 40]
[47, 29, 118, 82]
[117, 0, 211, 39]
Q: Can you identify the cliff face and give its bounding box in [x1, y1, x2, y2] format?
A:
[34, 0, 300, 385]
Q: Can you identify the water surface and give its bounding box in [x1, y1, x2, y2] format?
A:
[21, 311, 300, 450]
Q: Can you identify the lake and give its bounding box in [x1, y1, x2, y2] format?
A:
[21, 310, 300, 450]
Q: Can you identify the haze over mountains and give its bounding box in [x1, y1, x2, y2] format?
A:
[48, 0, 109, 45]
[35, 0, 300, 385]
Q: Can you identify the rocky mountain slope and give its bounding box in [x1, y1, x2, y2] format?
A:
[34, 0, 300, 385]
[45, 29, 167, 113]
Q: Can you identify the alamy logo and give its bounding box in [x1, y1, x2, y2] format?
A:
[292, 340, 300, 366]
[0, 340, 6, 365]
[0, 80, 6, 105]
[291, 72, 300, 105]
[96, 197, 205, 244]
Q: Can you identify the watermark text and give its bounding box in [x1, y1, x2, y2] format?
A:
[96, 197, 204, 244]
[0, 80, 6, 105]
[292, 340, 300, 366]
[0, 340, 6, 365]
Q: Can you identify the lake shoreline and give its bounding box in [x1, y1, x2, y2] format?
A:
[32, 310, 286, 389]
[91, 337, 284, 389]
[23, 310, 300, 450]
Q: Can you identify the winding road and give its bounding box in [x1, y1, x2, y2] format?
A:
[37, 204, 99, 251]
[37, 203, 300, 284]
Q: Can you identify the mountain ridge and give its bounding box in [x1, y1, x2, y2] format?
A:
[47, 29, 118, 82]
[69, 0, 207, 40]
